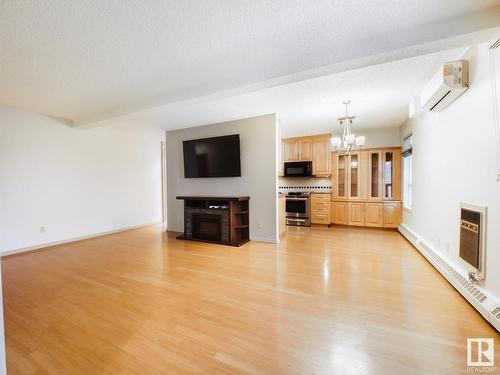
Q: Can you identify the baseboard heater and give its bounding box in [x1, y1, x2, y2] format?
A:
[398, 224, 500, 332]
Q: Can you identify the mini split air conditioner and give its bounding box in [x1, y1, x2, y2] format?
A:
[420, 60, 469, 112]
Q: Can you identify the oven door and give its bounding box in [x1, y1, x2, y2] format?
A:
[286, 198, 308, 218]
[284, 162, 312, 177]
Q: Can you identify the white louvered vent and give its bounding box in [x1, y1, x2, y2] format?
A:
[492, 306, 500, 319]
[419, 241, 487, 303]
[490, 305, 500, 332]
[399, 224, 499, 332]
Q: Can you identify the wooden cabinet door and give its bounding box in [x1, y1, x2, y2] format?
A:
[283, 139, 298, 162]
[348, 202, 365, 226]
[366, 150, 382, 201]
[332, 153, 348, 199]
[383, 202, 402, 228]
[382, 149, 401, 201]
[298, 138, 313, 161]
[279, 197, 286, 234]
[364, 203, 383, 227]
[332, 201, 348, 225]
[347, 152, 366, 200]
[311, 193, 330, 224]
[312, 136, 331, 176]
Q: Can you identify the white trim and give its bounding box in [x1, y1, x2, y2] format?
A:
[398, 223, 499, 332]
[250, 236, 279, 244]
[1, 222, 160, 257]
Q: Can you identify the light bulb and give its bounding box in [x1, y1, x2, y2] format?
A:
[355, 136, 365, 146]
[331, 137, 341, 147]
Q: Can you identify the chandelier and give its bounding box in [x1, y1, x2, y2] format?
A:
[331, 100, 365, 155]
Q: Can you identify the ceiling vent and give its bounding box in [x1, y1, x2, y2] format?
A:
[421, 60, 469, 112]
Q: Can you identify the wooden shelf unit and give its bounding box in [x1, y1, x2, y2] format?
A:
[176, 196, 250, 246]
[330, 147, 402, 229]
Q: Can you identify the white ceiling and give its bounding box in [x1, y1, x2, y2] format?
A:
[119, 46, 467, 137]
[1, 0, 500, 132]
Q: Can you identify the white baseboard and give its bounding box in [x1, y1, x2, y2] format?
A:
[398, 223, 500, 332]
[1, 222, 160, 257]
[249, 236, 278, 244]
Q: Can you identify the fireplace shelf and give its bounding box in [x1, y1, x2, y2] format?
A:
[176, 196, 250, 247]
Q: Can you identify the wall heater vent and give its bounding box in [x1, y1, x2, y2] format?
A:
[398, 224, 499, 332]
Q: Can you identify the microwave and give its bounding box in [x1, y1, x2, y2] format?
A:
[284, 161, 312, 177]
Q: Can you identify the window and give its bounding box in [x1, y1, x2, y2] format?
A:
[402, 134, 412, 210]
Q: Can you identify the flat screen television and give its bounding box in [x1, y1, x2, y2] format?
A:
[183, 134, 241, 178]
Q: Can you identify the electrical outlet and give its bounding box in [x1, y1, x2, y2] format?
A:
[437, 238, 441, 248]
[445, 241, 450, 253]
[40, 226, 46, 233]
[257, 220, 263, 229]
[177, 213, 180, 221]
[177, 177, 180, 183]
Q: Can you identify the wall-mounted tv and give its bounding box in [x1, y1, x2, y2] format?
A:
[183, 134, 241, 178]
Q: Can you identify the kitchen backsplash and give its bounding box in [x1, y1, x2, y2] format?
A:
[278, 177, 332, 193]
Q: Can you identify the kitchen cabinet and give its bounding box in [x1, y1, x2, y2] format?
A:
[280, 133, 331, 176]
[382, 149, 401, 201]
[311, 193, 330, 225]
[283, 139, 299, 162]
[364, 202, 383, 227]
[331, 153, 348, 199]
[312, 136, 331, 176]
[382, 202, 402, 228]
[331, 201, 348, 225]
[347, 152, 366, 200]
[298, 138, 313, 161]
[348, 202, 365, 226]
[366, 150, 382, 201]
[331, 147, 402, 228]
[279, 195, 287, 235]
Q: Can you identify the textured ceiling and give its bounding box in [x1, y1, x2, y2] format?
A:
[1, 0, 500, 126]
[113, 47, 467, 135]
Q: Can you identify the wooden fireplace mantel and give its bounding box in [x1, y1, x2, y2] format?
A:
[176, 196, 250, 247]
[176, 196, 250, 201]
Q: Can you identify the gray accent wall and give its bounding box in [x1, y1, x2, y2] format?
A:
[166, 114, 278, 243]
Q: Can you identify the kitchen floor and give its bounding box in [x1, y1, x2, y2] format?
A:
[3, 225, 499, 374]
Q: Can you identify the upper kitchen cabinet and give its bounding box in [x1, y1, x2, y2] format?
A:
[280, 133, 331, 176]
[347, 151, 366, 200]
[298, 138, 313, 161]
[366, 150, 383, 201]
[382, 149, 401, 201]
[312, 135, 331, 176]
[283, 139, 299, 162]
[331, 153, 347, 199]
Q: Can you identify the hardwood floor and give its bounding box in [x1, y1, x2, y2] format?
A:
[2, 225, 499, 374]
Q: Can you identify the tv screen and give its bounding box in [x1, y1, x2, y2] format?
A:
[183, 134, 241, 178]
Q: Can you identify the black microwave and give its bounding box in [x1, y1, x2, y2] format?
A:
[284, 161, 312, 177]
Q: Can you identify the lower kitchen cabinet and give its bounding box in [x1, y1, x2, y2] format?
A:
[382, 202, 402, 228]
[348, 202, 365, 226]
[331, 201, 348, 225]
[311, 193, 330, 224]
[364, 203, 383, 227]
[331, 200, 402, 228]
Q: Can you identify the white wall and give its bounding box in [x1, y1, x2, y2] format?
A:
[400, 40, 500, 300]
[0, 106, 165, 253]
[166, 114, 278, 242]
[361, 127, 401, 148]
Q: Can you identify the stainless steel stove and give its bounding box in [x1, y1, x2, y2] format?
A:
[285, 192, 311, 227]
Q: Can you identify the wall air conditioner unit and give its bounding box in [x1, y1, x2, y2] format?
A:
[420, 60, 469, 112]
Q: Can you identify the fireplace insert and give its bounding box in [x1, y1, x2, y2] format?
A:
[192, 213, 222, 242]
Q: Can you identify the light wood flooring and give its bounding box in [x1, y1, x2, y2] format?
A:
[2, 225, 499, 374]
